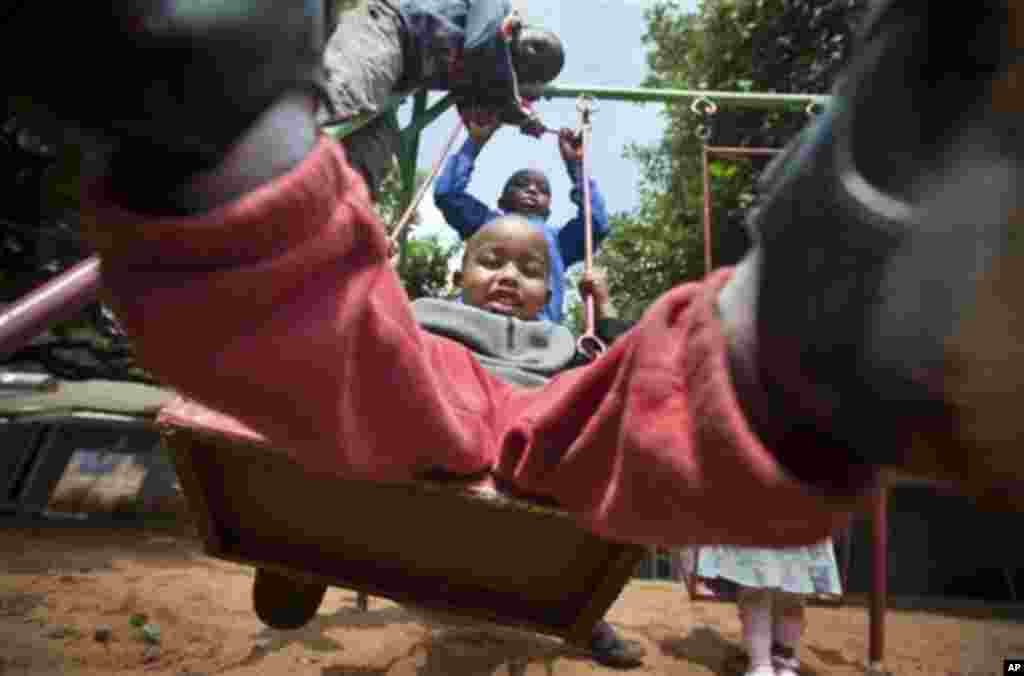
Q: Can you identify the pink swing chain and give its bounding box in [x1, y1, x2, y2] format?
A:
[575, 96, 605, 360]
[389, 120, 464, 247]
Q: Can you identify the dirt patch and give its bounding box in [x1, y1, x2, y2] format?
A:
[0, 528, 1020, 675]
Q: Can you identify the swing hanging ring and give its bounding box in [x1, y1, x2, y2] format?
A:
[690, 96, 718, 117]
[695, 123, 712, 141]
[576, 95, 598, 116]
[805, 100, 826, 117]
[577, 333, 607, 361]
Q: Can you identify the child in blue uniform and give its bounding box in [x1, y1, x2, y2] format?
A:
[414, 215, 644, 668]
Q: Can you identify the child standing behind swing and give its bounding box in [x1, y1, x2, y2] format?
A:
[693, 541, 842, 676]
[434, 112, 612, 323]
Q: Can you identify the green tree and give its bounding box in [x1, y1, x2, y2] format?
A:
[397, 235, 460, 301]
[372, 164, 459, 301]
[598, 0, 867, 316]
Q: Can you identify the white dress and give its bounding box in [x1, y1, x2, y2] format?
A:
[694, 540, 842, 596]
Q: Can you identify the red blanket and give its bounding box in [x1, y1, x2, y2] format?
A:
[86, 138, 865, 548]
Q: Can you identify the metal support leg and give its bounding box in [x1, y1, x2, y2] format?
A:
[867, 483, 888, 675]
[16, 425, 75, 512]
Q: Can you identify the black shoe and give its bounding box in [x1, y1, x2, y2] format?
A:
[252, 568, 327, 630]
[589, 621, 645, 669]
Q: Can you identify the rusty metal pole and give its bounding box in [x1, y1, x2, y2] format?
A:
[869, 482, 889, 672]
[702, 145, 712, 274]
[703, 146, 782, 158]
[0, 256, 102, 360]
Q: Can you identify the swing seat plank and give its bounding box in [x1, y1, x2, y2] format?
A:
[159, 397, 645, 645]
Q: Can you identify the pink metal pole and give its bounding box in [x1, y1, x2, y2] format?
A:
[702, 146, 712, 274]
[0, 255, 102, 360]
[703, 146, 781, 158]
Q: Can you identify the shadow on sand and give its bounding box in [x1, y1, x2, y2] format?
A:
[239, 604, 581, 676]
[655, 624, 826, 676]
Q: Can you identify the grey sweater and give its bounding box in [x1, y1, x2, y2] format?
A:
[411, 298, 577, 387]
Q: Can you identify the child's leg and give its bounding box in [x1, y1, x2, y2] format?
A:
[737, 587, 774, 675]
[320, 0, 407, 197]
[340, 115, 402, 201]
[771, 592, 805, 674]
[320, 0, 405, 124]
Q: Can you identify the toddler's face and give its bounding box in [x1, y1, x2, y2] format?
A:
[460, 218, 550, 321]
[502, 171, 551, 218]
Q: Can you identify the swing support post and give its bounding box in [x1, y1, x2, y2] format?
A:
[399, 91, 430, 213]
[869, 483, 889, 673]
[398, 91, 457, 206]
[391, 91, 429, 258]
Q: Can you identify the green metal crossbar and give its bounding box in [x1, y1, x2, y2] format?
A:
[323, 89, 455, 244]
[397, 91, 456, 217]
[333, 83, 831, 257]
[540, 84, 829, 109]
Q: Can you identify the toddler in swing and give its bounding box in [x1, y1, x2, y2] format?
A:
[320, 0, 564, 198]
[434, 110, 613, 323]
[10, 0, 1024, 574]
[410, 213, 644, 667]
[415, 214, 628, 385]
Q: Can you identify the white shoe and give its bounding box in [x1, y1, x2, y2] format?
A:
[744, 665, 776, 676]
[773, 656, 800, 676]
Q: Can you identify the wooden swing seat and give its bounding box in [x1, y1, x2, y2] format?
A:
[159, 398, 646, 645]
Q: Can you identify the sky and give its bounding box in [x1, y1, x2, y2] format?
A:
[400, 0, 699, 249]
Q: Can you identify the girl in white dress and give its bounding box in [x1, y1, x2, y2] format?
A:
[695, 541, 842, 676]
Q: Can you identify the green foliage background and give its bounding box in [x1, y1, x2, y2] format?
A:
[586, 0, 867, 324]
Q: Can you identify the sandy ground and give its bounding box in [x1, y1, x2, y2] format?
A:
[1, 526, 1022, 676]
[1, 457, 1020, 675]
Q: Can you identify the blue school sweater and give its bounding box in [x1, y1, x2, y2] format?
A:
[433, 138, 612, 323]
